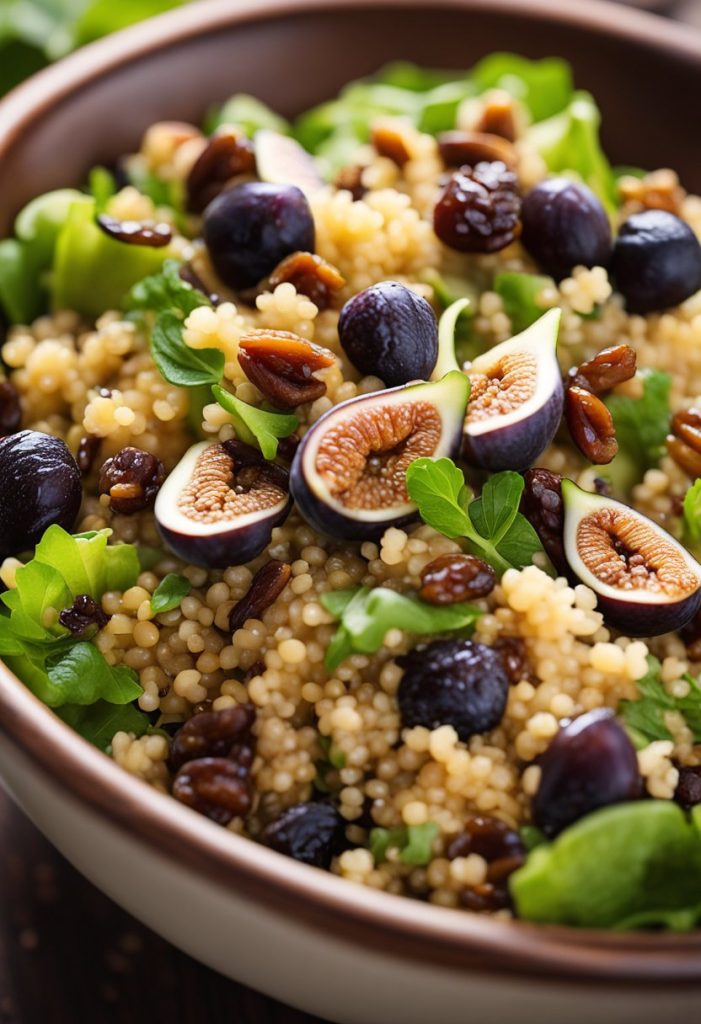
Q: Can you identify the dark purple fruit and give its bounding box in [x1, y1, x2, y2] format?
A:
[611, 210, 701, 314]
[521, 178, 612, 280]
[0, 430, 81, 558]
[532, 709, 642, 837]
[397, 639, 509, 741]
[260, 801, 346, 868]
[203, 182, 315, 290]
[674, 765, 701, 810]
[338, 281, 438, 386]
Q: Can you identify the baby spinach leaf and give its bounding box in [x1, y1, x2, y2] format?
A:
[605, 368, 672, 474]
[494, 272, 553, 333]
[510, 801, 701, 929]
[152, 311, 224, 388]
[44, 642, 142, 708]
[619, 656, 701, 746]
[320, 585, 481, 671]
[150, 573, 191, 614]
[211, 384, 298, 460]
[470, 53, 573, 122]
[369, 822, 440, 866]
[56, 699, 151, 752]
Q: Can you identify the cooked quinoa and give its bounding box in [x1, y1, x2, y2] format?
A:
[2, 54, 701, 929]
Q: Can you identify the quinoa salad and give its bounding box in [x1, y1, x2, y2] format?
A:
[2, 54, 701, 931]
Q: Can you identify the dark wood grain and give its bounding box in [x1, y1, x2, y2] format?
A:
[0, 789, 329, 1024]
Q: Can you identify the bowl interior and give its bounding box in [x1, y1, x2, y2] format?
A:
[0, 0, 701, 234]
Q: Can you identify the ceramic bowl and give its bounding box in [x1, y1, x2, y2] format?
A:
[1, 2, 701, 1021]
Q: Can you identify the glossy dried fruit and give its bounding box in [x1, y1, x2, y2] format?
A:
[667, 408, 701, 478]
[260, 801, 346, 867]
[433, 161, 521, 254]
[419, 553, 495, 604]
[565, 386, 618, 465]
[333, 165, 367, 201]
[99, 446, 166, 514]
[437, 130, 516, 168]
[460, 882, 512, 913]
[170, 704, 256, 770]
[473, 94, 518, 142]
[521, 468, 567, 576]
[229, 558, 292, 632]
[0, 379, 21, 437]
[268, 251, 345, 311]
[446, 815, 525, 864]
[493, 635, 533, 685]
[172, 757, 253, 825]
[568, 345, 637, 395]
[371, 122, 411, 166]
[59, 594, 109, 636]
[96, 213, 172, 248]
[76, 434, 101, 477]
[238, 329, 335, 409]
[186, 129, 256, 213]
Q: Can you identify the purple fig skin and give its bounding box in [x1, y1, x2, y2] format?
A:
[462, 375, 564, 472]
[593, 587, 701, 638]
[156, 496, 292, 569]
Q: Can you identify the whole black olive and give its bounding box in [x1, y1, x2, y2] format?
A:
[531, 709, 642, 837]
[203, 182, 315, 290]
[338, 281, 438, 386]
[521, 178, 612, 280]
[611, 210, 701, 314]
[0, 430, 82, 558]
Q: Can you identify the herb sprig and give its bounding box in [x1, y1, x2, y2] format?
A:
[619, 656, 701, 748]
[212, 384, 298, 460]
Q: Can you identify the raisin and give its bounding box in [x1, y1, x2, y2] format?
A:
[493, 636, 532, 685]
[170, 704, 256, 770]
[76, 434, 101, 476]
[96, 213, 172, 248]
[437, 131, 516, 169]
[260, 801, 346, 868]
[521, 468, 567, 576]
[186, 129, 256, 213]
[59, 594, 109, 636]
[371, 122, 411, 166]
[397, 639, 509, 741]
[98, 447, 166, 514]
[460, 882, 512, 913]
[675, 765, 701, 810]
[564, 386, 618, 465]
[568, 344, 637, 394]
[0, 379, 21, 437]
[433, 161, 521, 254]
[276, 433, 300, 463]
[229, 559, 292, 632]
[333, 165, 367, 201]
[419, 553, 495, 604]
[268, 252, 345, 312]
[446, 815, 525, 863]
[172, 757, 252, 825]
[238, 330, 335, 409]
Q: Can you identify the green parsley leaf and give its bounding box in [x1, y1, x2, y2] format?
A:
[211, 384, 298, 460]
[151, 311, 224, 388]
[126, 259, 209, 318]
[619, 655, 701, 746]
[683, 479, 701, 554]
[150, 573, 192, 615]
[605, 368, 671, 474]
[43, 642, 142, 708]
[56, 699, 151, 752]
[406, 459, 544, 575]
[369, 822, 440, 866]
[494, 271, 553, 333]
[320, 586, 481, 671]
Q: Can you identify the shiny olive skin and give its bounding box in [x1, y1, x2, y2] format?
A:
[521, 178, 612, 281]
[203, 182, 315, 290]
[338, 281, 438, 386]
[611, 209, 701, 314]
[0, 430, 82, 558]
[532, 709, 642, 837]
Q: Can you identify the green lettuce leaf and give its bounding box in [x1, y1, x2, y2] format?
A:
[211, 384, 298, 459]
[494, 271, 553, 333]
[56, 699, 151, 751]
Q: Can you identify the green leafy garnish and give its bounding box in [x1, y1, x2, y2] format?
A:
[369, 822, 440, 866]
[605, 368, 671, 479]
[619, 655, 701, 747]
[494, 272, 553, 333]
[126, 258, 208, 317]
[88, 165, 117, 213]
[320, 586, 480, 672]
[211, 384, 298, 460]
[510, 802, 701, 930]
[0, 526, 141, 709]
[683, 479, 701, 555]
[207, 93, 290, 136]
[406, 459, 543, 575]
[56, 699, 151, 752]
[470, 52, 572, 122]
[150, 573, 192, 615]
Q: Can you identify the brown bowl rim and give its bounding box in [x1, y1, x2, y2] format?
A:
[1, 0, 701, 988]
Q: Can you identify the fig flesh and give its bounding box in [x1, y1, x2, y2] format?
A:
[561, 480, 701, 635]
[254, 130, 324, 197]
[290, 372, 470, 540]
[462, 308, 563, 471]
[155, 440, 291, 568]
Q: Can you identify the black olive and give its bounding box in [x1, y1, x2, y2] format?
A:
[260, 801, 346, 868]
[521, 178, 612, 280]
[396, 639, 509, 741]
[203, 182, 315, 290]
[611, 210, 701, 314]
[0, 430, 82, 558]
[531, 709, 642, 837]
[338, 281, 438, 386]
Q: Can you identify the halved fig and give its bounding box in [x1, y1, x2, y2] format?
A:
[462, 308, 563, 471]
[155, 439, 292, 568]
[254, 130, 324, 197]
[562, 480, 701, 635]
[290, 372, 470, 540]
